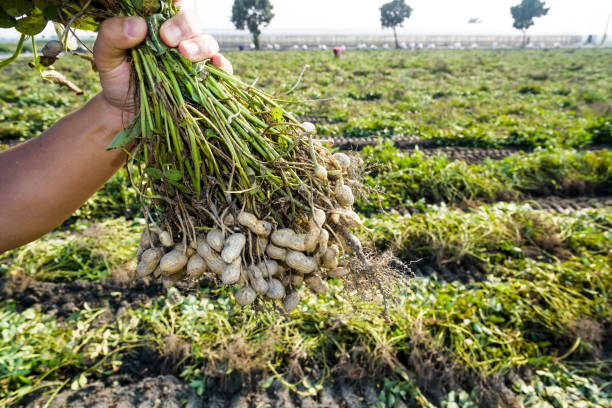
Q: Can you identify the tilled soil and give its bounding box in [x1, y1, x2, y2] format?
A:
[26, 374, 394, 408]
[522, 195, 612, 212]
[393, 196, 612, 217]
[409, 261, 487, 285]
[327, 134, 612, 165]
[26, 376, 201, 408]
[327, 134, 521, 163]
[0, 271, 170, 320]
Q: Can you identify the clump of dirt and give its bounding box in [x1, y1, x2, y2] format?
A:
[565, 318, 607, 360]
[517, 213, 572, 260]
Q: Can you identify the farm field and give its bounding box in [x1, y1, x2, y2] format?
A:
[0, 49, 611, 407]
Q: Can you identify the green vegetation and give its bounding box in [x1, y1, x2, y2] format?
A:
[2, 49, 611, 149]
[361, 142, 612, 210]
[0, 49, 610, 406]
[1, 218, 140, 282]
[2, 205, 609, 406]
[365, 203, 611, 267]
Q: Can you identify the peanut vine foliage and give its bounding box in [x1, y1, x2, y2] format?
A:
[0, 0, 374, 310]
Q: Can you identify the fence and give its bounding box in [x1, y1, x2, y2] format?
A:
[215, 34, 584, 50]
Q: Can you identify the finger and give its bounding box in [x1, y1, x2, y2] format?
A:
[179, 34, 220, 62]
[93, 17, 148, 74]
[160, 10, 202, 47]
[212, 54, 233, 74]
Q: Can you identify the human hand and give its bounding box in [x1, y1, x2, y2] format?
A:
[93, 3, 232, 116]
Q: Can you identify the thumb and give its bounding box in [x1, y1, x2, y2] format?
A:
[93, 17, 148, 74]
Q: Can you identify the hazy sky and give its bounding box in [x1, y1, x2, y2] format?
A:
[188, 0, 612, 35]
[1, 0, 611, 38]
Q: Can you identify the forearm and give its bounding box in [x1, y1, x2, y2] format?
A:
[0, 93, 128, 253]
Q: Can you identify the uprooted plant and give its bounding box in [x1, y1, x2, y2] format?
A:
[0, 0, 388, 312]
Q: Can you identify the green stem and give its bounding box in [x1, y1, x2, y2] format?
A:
[0, 34, 26, 71]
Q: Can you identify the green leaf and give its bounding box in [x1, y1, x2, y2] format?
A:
[41, 5, 58, 20]
[14, 9, 48, 35]
[271, 107, 283, 123]
[164, 169, 182, 181]
[167, 179, 189, 194]
[488, 314, 506, 323]
[145, 14, 168, 55]
[2, 0, 34, 17]
[72, 15, 99, 31]
[261, 376, 274, 389]
[166, 183, 175, 196]
[0, 8, 15, 28]
[106, 117, 141, 150]
[193, 61, 206, 75]
[145, 168, 164, 180]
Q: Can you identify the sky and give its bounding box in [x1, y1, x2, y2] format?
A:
[189, 0, 612, 36]
[1, 0, 611, 39]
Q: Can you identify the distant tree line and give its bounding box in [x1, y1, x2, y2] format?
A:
[229, 0, 550, 50]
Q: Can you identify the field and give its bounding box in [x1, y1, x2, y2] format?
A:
[0, 49, 611, 407]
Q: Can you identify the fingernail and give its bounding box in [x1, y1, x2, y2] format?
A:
[164, 24, 182, 46]
[182, 40, 199, 57]
[124, 17, 143, 39]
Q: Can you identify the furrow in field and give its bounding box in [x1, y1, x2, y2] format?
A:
[327, 135, 521, 163]
[328, 134, 609, 164]
[26, 373, 392, 408]
[392, 196, 612, 216]
[0, 272, 167, 320]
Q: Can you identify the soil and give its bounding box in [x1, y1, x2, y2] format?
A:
[328, 134, 521, 163]
[26, 376, 201, 408]
[518, 195, 612, 211]
[3, 270, 402, 408]
[298, 115, 339, 125]
[0, 270, 186, 321]
[393, 196, 612, 218]
[408, 260, 488, 285]
[329, 135, 611, 166]
[25, 373, 395, 408]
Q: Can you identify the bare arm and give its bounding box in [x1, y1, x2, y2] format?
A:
[0, 9, 231, 254]
[0, 95, 127, 252]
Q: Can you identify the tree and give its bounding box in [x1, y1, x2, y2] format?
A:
[231, 0, 274, 50]
[380, 0, 412, 49]
[510, 0, 549, 47]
